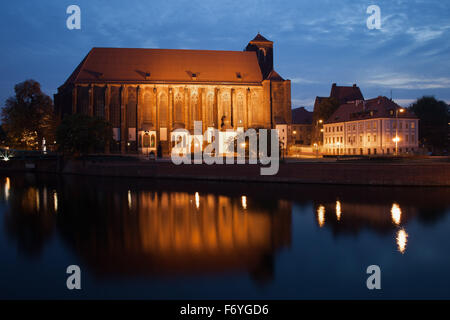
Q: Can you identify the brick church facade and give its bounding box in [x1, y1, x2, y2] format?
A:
[54, 34, 292, 155]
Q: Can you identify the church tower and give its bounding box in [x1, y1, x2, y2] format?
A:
[245, 33, 274, 79]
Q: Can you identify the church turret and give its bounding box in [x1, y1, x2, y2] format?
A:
[245, 33, 274, 79]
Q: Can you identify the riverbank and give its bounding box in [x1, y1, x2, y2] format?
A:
[1, 156, 449, 186]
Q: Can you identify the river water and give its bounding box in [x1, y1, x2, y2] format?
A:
[1, 173, 449, 299]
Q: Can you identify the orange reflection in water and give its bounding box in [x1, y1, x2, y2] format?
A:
[396, 228, 408, 254]
[336, 201, 342, 221]
[317, 205, 325, 227]
[241, 196, 247, 210]
[4, 177, 10, 201]
[391, 203, 402, 226]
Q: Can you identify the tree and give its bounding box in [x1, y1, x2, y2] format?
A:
[312, 97, 340, 144]
[410, 96, 449, 154]
[1, 79, 57, 150]
[56, 114, 112, 155]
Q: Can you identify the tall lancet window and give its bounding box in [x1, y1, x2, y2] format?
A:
[207, 93, 214, 127]
[191, 94, 200, 122]
[159, 92, 168, 126]
[143, 91, 153, 124]
[174, 93, 183, 123]
[236, 93, 244, 126]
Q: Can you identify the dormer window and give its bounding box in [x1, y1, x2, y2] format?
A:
[236, 72, 242, 80]
[145, 72, 151, 80]
[191, 73, 197, 80]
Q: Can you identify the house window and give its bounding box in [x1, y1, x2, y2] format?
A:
[411, 122, 415, 129]
[374, 134, 377, 142]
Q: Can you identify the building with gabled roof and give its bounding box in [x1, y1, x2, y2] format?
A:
[323, 96, 419, 156]
[54, 34, 292, 155]
[311, 83, 365, 146]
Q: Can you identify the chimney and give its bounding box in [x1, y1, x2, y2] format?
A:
[332, 83, 337, 87]
[353, 84, 357, 88]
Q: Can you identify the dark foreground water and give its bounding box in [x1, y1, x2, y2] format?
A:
[1, 173, 450, 299]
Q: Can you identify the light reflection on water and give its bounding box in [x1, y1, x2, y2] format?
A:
[1, 174, 450, 299]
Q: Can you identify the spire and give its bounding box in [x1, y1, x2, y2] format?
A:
[250, 33, 272, 43]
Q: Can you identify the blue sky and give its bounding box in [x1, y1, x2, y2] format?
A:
[1, 0, 449, 110]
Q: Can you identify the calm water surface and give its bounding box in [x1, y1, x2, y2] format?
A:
[1, 173, 450, 299]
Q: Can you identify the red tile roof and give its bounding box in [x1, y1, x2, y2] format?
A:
[266, 70, 284, 81]
[330, 83, 364, 104]
[326, 96, 418, 124]
[61, 47, 263, 89]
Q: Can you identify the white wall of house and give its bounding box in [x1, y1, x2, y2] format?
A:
[323, 118, 419, 155]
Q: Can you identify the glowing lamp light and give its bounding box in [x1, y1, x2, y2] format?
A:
[319, 119, 323, 124]
[293, 131, 297, 134]
[393, 136, 400, 143]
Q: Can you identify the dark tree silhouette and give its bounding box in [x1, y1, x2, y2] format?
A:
[410, 96, 449, 154]
[1, 79, 57, 149]
[56, 113, 112, 155]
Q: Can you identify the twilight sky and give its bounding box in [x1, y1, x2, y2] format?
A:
[1, 0, 449, 110]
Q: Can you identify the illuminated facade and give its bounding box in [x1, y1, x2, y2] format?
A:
[323, 96, 419, 155]
[54, 34, 292, 155]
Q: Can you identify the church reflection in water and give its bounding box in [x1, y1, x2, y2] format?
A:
[1, 174, 450, 282]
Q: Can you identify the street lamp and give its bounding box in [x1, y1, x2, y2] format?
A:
[393, 136, 400, 156]
[336, 141, 341, 158]
[316, 119, 323, 146]
[394, 107, 405, 156]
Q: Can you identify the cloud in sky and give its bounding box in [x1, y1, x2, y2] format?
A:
[0, 0, 449, 110]
[364, 74, 450, 90]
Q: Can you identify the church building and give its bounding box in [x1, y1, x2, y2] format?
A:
[54, 34, 292, 155]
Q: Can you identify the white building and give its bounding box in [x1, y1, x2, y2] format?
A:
[323, 96, 419, 156]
